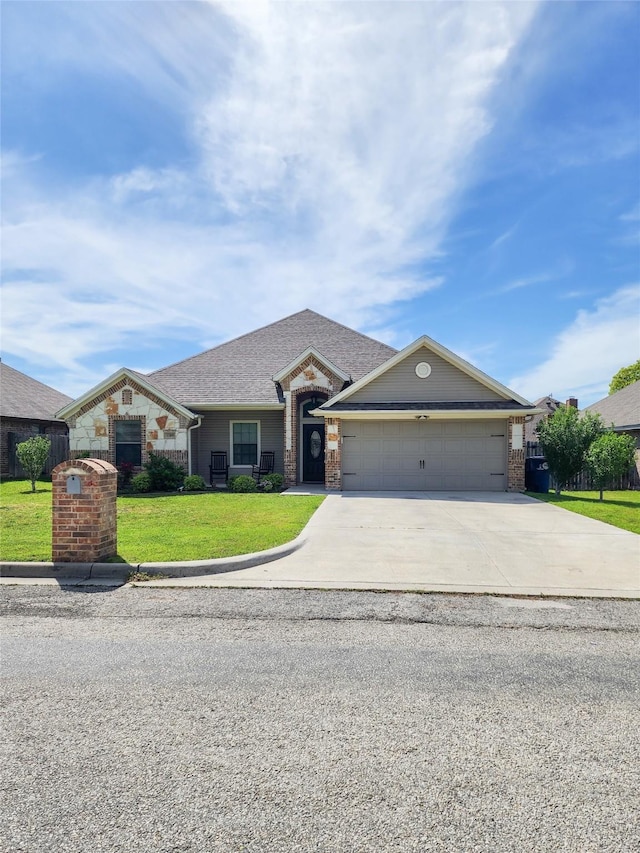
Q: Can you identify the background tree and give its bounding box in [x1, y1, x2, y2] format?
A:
[586, 432, 636, 501]
[536, 406, 604, 495]
[609, 359, 640, 394]
[15, 435, 51, 492]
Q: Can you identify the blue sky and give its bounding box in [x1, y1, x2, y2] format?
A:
[1, 1, 639, 407]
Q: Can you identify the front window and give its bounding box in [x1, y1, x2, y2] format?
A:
[115, 420, 142, 466]
[231, 421, 259, 466]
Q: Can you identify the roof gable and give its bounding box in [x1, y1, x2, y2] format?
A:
[0, 362, 72, 421]
[322, 335, 533, 409]
[272, 347, 351, 386]
[55, 368, 196, 421]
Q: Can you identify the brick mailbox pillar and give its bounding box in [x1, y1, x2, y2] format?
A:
[52, 459, 118, 562]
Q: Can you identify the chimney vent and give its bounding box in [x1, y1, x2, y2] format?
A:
[566, 397, 578, 408]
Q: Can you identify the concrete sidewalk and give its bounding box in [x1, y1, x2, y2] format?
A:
[4, 492, 637, 598]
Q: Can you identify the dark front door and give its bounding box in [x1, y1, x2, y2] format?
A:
[302, 423, 325, 482]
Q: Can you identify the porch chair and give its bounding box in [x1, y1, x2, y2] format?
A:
[209, 451, 229, 486]
[251, 451, 275, 482]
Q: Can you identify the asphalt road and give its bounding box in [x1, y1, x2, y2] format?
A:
[2, 587, 639, 853]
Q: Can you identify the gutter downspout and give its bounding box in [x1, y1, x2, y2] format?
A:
[187, 416, 203, 476]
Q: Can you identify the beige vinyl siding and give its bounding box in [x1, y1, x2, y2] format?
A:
[347, 347, 506, 403]
[192, 410, 284, 480]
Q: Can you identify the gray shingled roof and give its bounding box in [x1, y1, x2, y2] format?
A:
[149, 310, 397, 406]
[0, 362, 72, 421]
[583, 381, 640, 429]
[524, 396, 562, 442]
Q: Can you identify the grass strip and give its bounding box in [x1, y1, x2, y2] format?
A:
[0, 480, 324, 563]
[526, 490, 640, 535]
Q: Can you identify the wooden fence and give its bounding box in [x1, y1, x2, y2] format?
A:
[7, 432, 70, 478]
[525, 442, 640, 490]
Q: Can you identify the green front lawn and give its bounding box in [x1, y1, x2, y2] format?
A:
[526, 490, 640, 535]
[0, 480, 324, 563]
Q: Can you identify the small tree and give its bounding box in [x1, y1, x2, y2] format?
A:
[609, 359, 640, 394]
[537, 405, 604, 495]
[15, 435, 51, 492]
[586, 432, 636, 501]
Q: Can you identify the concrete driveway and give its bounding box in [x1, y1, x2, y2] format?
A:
[148, 492, 640, 597]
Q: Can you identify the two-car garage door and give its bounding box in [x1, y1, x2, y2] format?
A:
[341, 419, 507, 491]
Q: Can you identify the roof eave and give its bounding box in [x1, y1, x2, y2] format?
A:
[187, 403, 285, 412]
[311, 408, 541, 420]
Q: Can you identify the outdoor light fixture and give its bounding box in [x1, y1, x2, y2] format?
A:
[415, 415, 429, 421]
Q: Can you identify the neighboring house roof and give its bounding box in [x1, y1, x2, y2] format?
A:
[524, 395, 562, 442]
[0, 361, 72, 421]
[583, 381, 640, 430]
[149, 309, 397, 407]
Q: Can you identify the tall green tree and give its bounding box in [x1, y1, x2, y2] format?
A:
[609, 359, 640, 394]
[586, 432, 637, 501]
[15, 435, 51, 492]
[536, 406, 604, 495]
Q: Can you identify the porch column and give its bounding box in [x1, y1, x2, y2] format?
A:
[507, 416, 525, 492]
[324, 417, 342, 491]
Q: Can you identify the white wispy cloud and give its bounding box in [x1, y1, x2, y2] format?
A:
[509, 285, 640, 405]
[498, 259, 573, 294]
[1, 2, 538, 386]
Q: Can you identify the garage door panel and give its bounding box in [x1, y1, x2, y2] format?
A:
[342, 419, 507, 491]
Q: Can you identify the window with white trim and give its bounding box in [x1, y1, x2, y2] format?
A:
[230, 421, 259, 466]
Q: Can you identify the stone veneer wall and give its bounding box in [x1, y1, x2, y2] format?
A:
[507, 415, 526, 492]
[278, 354, 346, 488]
[68, 377, 190, 469]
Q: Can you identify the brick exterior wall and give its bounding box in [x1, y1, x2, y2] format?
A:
[1, 417, 69, 478]
[278, 354, 347, 488]
[507, 416, 526, 492]
[52, 458, 118, 562]
[324, 417, 342, 490]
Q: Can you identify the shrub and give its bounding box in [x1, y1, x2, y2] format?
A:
[229, 475, 257, 493]
[117, 461, 135, 489]
[143, 452, 185, 491]
[184, 474, 207, 491]
[16, 435, 51, 492]
[131, 472, 152, 493]
[261, 472, 284, 492]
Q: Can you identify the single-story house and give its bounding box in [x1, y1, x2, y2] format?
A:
[55, 309, 540, 491]
[0, 361, 72, 477]
[583, 381, 640, 481]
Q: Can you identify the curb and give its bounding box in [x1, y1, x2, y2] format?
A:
[0, 531, 308, 582]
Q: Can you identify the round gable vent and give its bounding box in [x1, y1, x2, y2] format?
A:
[415, 362, 432, 379]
